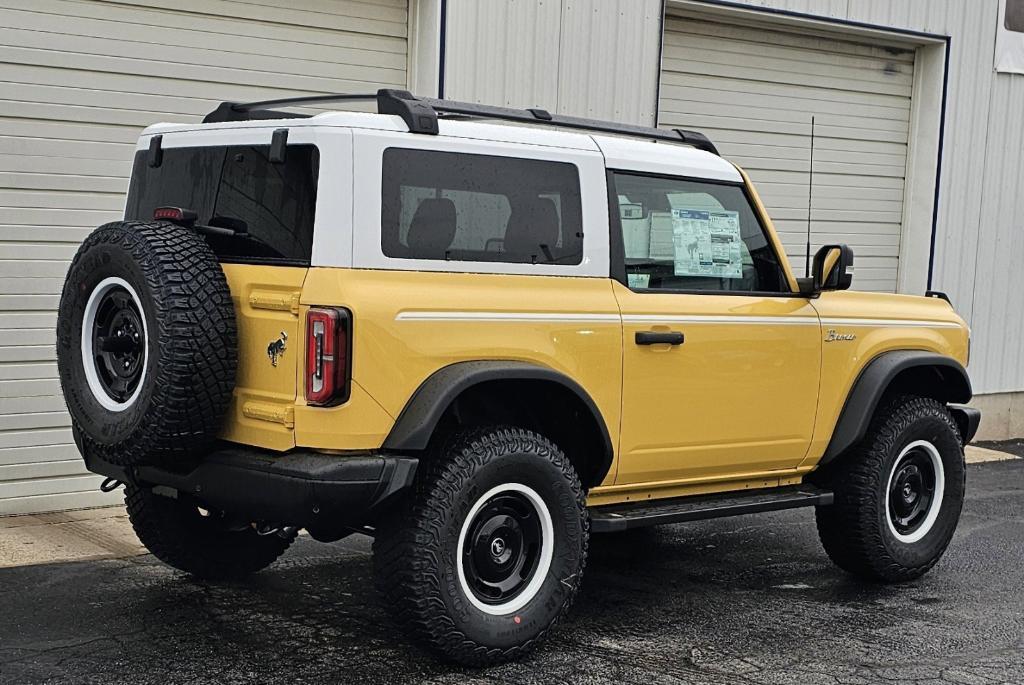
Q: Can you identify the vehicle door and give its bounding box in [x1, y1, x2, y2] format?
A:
[608, 169, 821, 486]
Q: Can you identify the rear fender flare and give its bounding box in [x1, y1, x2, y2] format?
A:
[381, 360, 614, 486]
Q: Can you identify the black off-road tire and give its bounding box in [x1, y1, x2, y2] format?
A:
[125, 485, 295, 581]
[57, 220, 236, 467]
[373, 427, 589, 666]
[815, 395, 965, 582]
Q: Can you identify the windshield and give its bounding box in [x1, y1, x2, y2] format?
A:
[125, 143, 319, 265]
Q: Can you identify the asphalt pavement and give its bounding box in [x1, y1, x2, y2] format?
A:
[2, 459, 1022, 685]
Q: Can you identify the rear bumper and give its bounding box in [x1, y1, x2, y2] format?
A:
[84, 447, 417, 539]
[949, 405, 981, 445]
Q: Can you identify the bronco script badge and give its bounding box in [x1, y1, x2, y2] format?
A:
[825, 329, 856, 342]
[267, 331, 288, 366]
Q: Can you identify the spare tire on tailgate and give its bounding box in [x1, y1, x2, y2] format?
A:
[57, 220, 237, 467]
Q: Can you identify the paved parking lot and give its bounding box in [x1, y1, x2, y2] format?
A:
[1, 458, 1022, 685]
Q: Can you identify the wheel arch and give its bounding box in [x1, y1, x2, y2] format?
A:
[382, 361, 614, 488]
[820, 350, 972, 465]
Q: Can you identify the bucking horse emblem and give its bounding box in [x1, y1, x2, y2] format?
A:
[267, 331, 288, 367]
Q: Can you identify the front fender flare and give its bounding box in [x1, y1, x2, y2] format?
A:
[821, 351, 972, 464]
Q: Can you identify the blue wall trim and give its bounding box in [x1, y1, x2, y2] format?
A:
[438, 0, 448, 98]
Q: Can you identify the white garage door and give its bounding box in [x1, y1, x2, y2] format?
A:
[659, 14, 916, 292]
[0, 0, 408, 515]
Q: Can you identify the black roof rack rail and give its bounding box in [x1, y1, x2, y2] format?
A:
[203, 89, 720, 156]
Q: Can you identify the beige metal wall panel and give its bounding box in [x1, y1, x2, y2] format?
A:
[556, 0, 661, 123]
[742, 0, 849, 16]
[660, 14, 916, 292]
[444, 0, 661, 123]
[444, 0, 562, 108]
[0, 0, 409, 515]
[967, 72, 1024, 393]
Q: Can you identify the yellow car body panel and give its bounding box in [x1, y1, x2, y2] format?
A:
[802, 290, 969, 468]
[297, 267, 624, 485]
[612, 280, 821, 487]
[219, 263, 307, 451]
[214, 169, 970, 508]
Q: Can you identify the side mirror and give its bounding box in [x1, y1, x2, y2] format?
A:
[799, 244, 855, 296]
[813, 244, 854, 292]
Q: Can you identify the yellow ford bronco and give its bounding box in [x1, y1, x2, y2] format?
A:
[56, 90, 980, 665]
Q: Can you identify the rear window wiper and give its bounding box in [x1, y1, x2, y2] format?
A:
[204, 215, 249, 236]
[153, 207, 243, 236]
[152, 207, 287, 259]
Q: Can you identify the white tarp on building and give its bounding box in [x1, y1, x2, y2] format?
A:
[995, 0, 1024, 73]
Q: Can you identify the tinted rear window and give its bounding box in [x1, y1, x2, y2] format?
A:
[381, 148, 583, 265]
[1008, 0, 1024, 31]
[125, 144, 319, 265]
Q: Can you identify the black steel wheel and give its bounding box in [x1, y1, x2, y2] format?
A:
[459, 485, 550, 611]
[85, 280, 147, 406]
[886, 441, 942, 541]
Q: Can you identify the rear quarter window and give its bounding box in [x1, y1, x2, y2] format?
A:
[381, 148, 583, 265]
[125, 143, 319, 265]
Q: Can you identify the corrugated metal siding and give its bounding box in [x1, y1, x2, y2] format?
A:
[556, 0, 662, 123]
[659, 14, 915, 292]
[0, 0, 409, 515]
[444, 0, 562, 108]
[735, 0, 1023, 394]
[444, 0, 661, 123]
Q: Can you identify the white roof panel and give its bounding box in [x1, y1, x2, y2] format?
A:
[144, 113, 741, 170]
[591, 134, 741, 183]
[142, 112, 602, 152]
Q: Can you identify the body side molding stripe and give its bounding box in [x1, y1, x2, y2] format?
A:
[623, 314, 817, 326]
[818, 318, 961, 329]
[395, 312, 962, 329]
[395, 311, 620, 323]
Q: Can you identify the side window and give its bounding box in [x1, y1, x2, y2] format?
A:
[611, 172, 787, 293]
[381, 148, 583, 265]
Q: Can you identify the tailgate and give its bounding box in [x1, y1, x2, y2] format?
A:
[219, 264, 307, 450]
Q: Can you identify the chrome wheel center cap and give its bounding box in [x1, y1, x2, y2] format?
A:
[491, 537, 506, 557]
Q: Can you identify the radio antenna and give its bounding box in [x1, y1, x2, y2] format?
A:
[805, 116, 816, 278]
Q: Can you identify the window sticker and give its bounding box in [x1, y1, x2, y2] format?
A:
[627, 272, 651, 289]
[672, 209, 743, 278]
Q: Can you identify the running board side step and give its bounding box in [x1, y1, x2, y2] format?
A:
[589, 485, 834, 533]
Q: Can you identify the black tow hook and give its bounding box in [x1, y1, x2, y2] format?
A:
[256, 523, 300, 539]
[99, 477, 124, 493]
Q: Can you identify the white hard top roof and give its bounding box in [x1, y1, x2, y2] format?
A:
[141, 110, 742, 184]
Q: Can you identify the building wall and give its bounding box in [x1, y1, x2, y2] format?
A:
[442, 0, 1024, 400]
[444, 0, 663, 124]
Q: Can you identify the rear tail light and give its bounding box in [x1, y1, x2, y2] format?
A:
[153, 206, 197, 225]
[306, 307, 351, 406]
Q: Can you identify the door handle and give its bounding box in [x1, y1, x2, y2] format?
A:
[635, 331, 685, 346]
